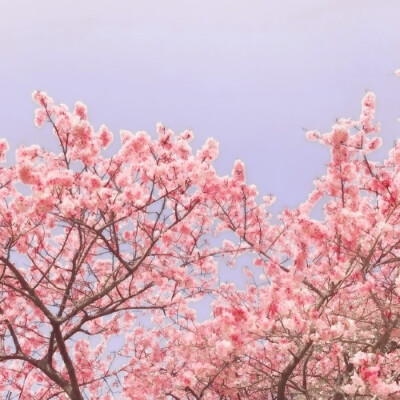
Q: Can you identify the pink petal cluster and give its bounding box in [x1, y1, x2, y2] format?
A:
[0, 139, 9, 163]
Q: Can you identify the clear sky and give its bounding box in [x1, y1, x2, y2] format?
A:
[1, 1, 400, 214]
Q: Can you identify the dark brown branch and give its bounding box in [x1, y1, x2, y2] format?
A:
[277, 341, 313, 400]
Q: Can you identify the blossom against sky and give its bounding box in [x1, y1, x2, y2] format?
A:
[1, 0, 400, 213]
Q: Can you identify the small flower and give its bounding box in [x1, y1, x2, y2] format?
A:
[216, 339, 233, 357]
[18, 161, 36, 184]
[305, 130, 321, 142]
[0, 139, 9, 163]
[98, 125, 113, 148]
[74, 101, 88, 120]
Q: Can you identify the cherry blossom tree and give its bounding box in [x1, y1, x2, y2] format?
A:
[1, 86, 400, 400]
[0, 91, 236, 399]
[118, 92, 400, 399]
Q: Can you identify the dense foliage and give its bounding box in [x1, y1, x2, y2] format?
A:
[1, 88, 400, 399]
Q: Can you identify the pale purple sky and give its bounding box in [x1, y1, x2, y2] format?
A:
[1, 0, 400, 214]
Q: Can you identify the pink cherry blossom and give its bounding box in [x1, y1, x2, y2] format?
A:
[0, 139, 8, 163]
[17, 161, 36, 184]
[1, 86, 400, 399]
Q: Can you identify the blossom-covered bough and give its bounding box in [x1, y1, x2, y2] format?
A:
[0, 87, 400, 399]
[0, 91, 230, 399]
[120, 92, 400, 399]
